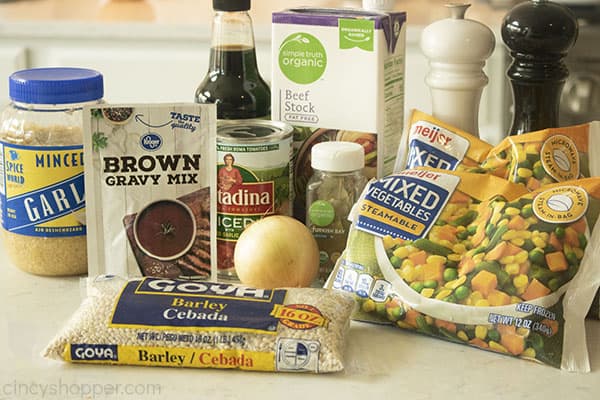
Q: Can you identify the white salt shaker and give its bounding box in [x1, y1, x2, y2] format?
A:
[420, 3, 495, 137]
[362, 0, 395, 11]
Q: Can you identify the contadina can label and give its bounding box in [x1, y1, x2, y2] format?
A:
[216, 120, 293, 279]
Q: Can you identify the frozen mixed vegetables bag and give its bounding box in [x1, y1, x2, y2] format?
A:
[478, 122, 600, 319]
[326, 168, 600, 371]
[396, 118, 600, 319]
[394, 110, 493, 173]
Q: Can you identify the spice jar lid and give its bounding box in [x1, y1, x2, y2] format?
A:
[311, 141, 365, 172]
[213, 0, 250, 12]
[9, 67, 104, 105]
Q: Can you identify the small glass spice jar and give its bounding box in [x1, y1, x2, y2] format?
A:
[306, 141, 367, 284]
[0, 67, 104, 276]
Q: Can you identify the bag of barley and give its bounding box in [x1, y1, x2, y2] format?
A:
[44, 276, 355, 373]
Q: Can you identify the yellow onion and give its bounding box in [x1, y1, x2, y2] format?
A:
[234, 215, 319, 288]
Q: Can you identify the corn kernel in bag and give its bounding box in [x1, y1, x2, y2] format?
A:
[394, 110, 493, 173]
[327, 168, 600, 371]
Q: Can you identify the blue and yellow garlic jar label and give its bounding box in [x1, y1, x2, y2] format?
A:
[0, 142, 85, 237]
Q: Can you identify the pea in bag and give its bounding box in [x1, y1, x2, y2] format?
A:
[326, 168, 600, 371]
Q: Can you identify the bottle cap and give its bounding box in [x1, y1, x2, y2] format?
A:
[501, 0, 578, 58]
[311, 141, 365, 172]
[213, 0, 250, 12]
[421, 3, 495, 66]
[362, 0, 395, 11]
[9, 67, 104, 105]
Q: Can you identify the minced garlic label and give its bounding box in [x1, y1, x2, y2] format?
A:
[0, 142, 85, 237]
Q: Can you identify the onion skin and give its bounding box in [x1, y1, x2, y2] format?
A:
[234, 216, 320, 289]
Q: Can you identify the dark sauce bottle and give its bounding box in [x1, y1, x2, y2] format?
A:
[195, 0, 271, 120]
[501, 0, 578, 136]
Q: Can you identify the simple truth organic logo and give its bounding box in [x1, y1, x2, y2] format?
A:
[278, 33, 327, 84]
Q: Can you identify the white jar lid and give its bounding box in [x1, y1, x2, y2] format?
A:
[311, 141, 365, 172]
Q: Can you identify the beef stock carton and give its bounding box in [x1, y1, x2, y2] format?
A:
[271, 7, 407, 221]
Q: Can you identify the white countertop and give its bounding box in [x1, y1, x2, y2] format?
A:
[1, 255, 600, 400]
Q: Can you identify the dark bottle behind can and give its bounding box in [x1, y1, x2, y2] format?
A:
[195, 0, 271, 120]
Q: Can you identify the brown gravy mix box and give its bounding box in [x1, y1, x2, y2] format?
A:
[271, 7, 407, 221]
[83, 104, 216, 279]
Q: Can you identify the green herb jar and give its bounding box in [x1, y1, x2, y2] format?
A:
[306, 141, 367, 284]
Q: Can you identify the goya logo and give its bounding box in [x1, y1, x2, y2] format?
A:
[278, 33, 327, 84]
[271, 304, 329, 330]
[137, 278, 271, 300]
[339, 18, 375, 51]
[71, 344, 118, 361]
[140, 133, 162, 151]
[540, 135, 579, 181]
[533, 185, 588, 224]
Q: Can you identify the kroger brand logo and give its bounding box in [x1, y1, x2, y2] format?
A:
[140, 133, 163, 151]
[71, 344, 118, 361]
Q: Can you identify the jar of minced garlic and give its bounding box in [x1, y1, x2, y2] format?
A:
[0, 67, 103, 276]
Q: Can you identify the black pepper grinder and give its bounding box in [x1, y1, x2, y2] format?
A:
[501, 0, 578, 136]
